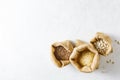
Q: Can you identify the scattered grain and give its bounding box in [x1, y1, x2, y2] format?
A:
[115, 40, 120, 45]
[106, 59, 115, 64]
[109, 59, 111, 62]
[112, 61, 114, 64]
[106, 60, 109, 63]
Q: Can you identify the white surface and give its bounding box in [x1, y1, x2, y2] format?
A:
[0, 0, 120, 80]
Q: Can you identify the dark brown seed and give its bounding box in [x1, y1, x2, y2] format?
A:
[54, 46, 71, 60]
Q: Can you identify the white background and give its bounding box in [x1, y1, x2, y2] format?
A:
[0, 0, 120, 80]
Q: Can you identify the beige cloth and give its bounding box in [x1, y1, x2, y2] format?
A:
[70, 40, 100, 73]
